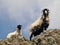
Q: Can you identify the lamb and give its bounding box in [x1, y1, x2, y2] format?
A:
[30, 9, 50, 40]
[7, 25, 22, 38]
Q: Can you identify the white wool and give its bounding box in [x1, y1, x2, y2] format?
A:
[30, 16, 43, 31]
[7, 31, 18, 38]
[7, 30, 22, 38]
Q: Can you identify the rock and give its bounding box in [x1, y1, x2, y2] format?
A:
[32, 29, 60, 45]
[0, 29, 60, 45]
[0, 35, 30, 45]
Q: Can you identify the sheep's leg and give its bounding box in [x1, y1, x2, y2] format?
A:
[44, 24, 49, 30]
[44, 28, 47, 30]
[30, 34, 33, 40]
[30, 32, 33, 40]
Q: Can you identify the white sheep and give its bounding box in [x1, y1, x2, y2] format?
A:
[30, 9, 50, 40]
[7, 25, 22, 38]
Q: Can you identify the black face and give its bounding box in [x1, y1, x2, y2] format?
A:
[43, 9, 49, 16]
[17, 25, 22, 30]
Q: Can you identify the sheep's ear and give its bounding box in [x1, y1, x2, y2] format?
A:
[21, 25, 22, 27]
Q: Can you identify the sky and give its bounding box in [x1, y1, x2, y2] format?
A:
[0, 0, 60, 39]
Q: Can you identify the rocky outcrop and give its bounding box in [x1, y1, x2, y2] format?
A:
[33, 29, 60, 45]
[0, 36, 31, 45]
[0, 29, 60, 45]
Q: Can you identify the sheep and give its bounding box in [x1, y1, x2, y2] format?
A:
[7, 25, 22, 38]
[41, 9, 49, 30]
[30, 9, 50, 40]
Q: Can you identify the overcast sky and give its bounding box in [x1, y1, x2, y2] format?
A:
[0, 0, 60, 39]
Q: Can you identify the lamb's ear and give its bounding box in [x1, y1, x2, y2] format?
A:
[20, 25, 22, 27]
[18, 25, 22, 27]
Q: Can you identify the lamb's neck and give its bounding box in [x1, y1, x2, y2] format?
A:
[16, 29, 20, 34]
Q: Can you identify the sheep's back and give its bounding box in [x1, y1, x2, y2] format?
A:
[30, 16, 43, 31]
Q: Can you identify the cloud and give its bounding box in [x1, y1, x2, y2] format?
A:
[37, 0, 60, 29]
[1, 0, 60, 29]
[0, 0, 39, 24]
[0, 0, 40, 39]
[47, 0, 60, 29]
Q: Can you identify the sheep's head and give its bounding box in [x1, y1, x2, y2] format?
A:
[43, 8, 49, 17]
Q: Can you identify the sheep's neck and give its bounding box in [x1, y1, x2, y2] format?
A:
[43, 15, 47, 22]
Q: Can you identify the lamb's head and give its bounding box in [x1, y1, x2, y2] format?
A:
[17, 25, 22, 30]
[43, 8, 49, 17]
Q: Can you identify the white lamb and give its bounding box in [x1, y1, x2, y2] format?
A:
[7, 25, 22, 38]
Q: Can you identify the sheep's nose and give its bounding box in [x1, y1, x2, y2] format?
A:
[45, 11, 47, 14]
